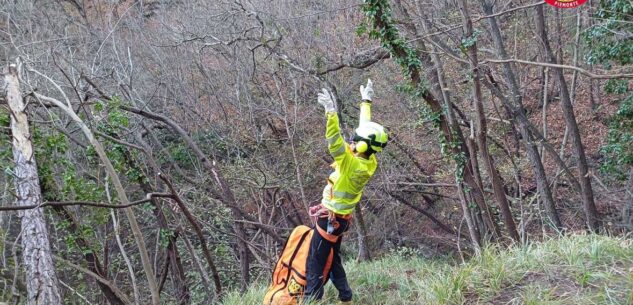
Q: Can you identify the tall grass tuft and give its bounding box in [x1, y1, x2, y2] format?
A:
[221, 234, 633, 305]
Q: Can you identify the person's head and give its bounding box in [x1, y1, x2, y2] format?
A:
[352, 122, 388, 158]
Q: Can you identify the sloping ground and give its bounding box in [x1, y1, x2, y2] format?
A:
[222, 234, 633, 305]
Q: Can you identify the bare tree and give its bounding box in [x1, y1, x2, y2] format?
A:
[364, 0, 484, 250]
[396, 0, 500, 242]
[535, 5, 600, 231]
[458, 0, 520, 242]
[480, 0, 561, 230]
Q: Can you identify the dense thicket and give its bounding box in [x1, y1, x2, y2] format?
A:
[0, 0, 631, 304]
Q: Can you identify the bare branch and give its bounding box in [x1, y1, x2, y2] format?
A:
[95, 131, 145, 151]
[484, 58, 633, 79]
[317, 48, 390, 75]
[0, 193, 173, 211]
[406, 1, 546, 44]
[158, 173, 222, 297]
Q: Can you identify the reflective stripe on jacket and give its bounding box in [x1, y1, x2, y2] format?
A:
[321, 102, 377, 215]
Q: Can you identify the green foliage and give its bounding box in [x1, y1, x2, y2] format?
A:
[585, 0, 633, 67]
[159, 228, 175, 248]
[600, 94, 633, 180]
[395, 81, 429, 99]
[361, 0, 421, 76]
[586, 1, 633, 180]
[35, 96, 148, 258]
[1, 97, 119, 256]
[161, 139, 196, 168]
[460, 30, 481, 50]
[313, 54, 325, 71]
[221, 234, 633, 305]
[605, 79, 629, 95]
[59, 167, 104, 202]
[439, 130, 467, 182]
[1, 103, 110, 253]
[0, 110, 9, 127]
[0, 110, 11, 172]
[356, 21, 368, 36]
[35, 129, 109, 257]
[93, 96, 150, 184]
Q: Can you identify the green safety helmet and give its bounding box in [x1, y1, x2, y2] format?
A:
[353, 122, 388, 153]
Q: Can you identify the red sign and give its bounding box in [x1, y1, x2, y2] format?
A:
[545, 0, 587, 8]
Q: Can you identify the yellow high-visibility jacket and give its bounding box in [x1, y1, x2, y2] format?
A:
[321, 102, 377, 215]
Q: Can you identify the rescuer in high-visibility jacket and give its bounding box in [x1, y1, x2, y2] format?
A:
[305, 79, 388, 304]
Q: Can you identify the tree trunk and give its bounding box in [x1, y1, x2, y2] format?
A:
[354, 205, 371, 261]
[465, 126, 495, 240]
[414, 4, 498, 240]
[4, 64, 62, 305]
[393, 0, 498, 242]
[457, 184, 481, 253]
[587, 2, 598, 111]
[535, 5, 600, 231]
[370, 0, 486, 248]
[458, 0, 520, 242]
[481, 0, 562, 230]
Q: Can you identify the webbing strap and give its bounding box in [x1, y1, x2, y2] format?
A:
[316, 225, 339, 243]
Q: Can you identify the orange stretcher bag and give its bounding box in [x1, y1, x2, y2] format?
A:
[263, 225, 333, 305]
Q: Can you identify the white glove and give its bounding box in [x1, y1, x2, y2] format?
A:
[317, 88, 336, 113]
[360, 78, 374, 102]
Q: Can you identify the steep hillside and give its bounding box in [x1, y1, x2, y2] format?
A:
[223, 234, 632, 305]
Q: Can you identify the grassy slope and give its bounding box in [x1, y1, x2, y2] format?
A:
[222, 234, 633, 305]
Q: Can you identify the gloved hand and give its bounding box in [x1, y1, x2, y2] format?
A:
[317, 88, 336, 112]
[360, 78, 373, 102]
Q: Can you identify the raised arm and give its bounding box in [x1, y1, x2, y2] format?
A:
[317, 88, 355, 168]
[325, 112, 347, 161]
[359, 79, 373, 124]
